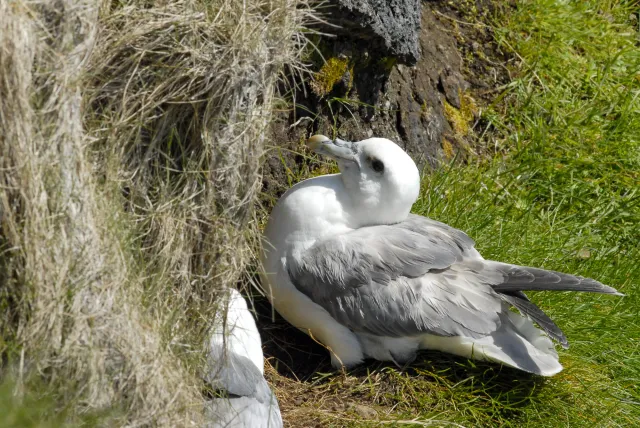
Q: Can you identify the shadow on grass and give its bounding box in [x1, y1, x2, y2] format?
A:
[254, 295, 333, 381]
[253, 294, 548, 420]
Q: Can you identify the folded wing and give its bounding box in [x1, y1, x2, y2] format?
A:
[286, 215, 503, 339]
[286, 214, 620, 347]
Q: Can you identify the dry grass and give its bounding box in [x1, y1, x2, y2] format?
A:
[0, 0, 309, 425]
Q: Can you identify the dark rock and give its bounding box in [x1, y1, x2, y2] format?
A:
[262, 1, 511, 205]
[439, 70, 467, 109]
[318, 0, 421, 64]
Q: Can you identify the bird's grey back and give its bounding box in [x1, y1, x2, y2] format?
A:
[286, 213, 620, 347]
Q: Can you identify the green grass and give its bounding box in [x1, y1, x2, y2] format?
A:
[0, 377, 109, 428]
[272, 1, 639, 426]
[404, 0, 639, 425]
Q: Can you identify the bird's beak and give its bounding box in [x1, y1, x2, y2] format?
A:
[307, 135, 357, 162]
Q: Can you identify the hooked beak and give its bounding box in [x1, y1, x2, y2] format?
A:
[307, 135, 358, 163]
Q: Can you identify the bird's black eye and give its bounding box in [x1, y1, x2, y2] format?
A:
[371, 159, 385, 173]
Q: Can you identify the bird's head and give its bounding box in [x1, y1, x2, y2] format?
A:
[307, 135, 420, 226]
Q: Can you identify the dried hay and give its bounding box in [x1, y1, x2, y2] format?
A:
[0, 0, 310, 425]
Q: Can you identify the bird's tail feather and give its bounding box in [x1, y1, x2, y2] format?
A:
[420, 311, 563, 376]
[486, 261, 623, 295]
[498, 291, 569, 349]
[477, 311, 563, 376]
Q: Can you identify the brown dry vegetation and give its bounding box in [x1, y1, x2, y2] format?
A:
[0, 0, 309, 425]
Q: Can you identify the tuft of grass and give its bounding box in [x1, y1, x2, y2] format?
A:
[265, 0, 640, 426]
[0, 376, 111, 427]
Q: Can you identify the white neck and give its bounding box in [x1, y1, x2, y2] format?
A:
[341, 175, 413, 227]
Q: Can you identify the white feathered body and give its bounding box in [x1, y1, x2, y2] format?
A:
[208, 289, 264, 376]
[206, 289, 283, 427]
[261, 175, 367, 367]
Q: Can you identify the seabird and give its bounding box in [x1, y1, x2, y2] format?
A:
[205, 288, 282, 427]
[260, 135, 622, 376]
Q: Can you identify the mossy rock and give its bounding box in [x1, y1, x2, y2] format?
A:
[444, 90, 478, 137]
[310, 57, 354, 97]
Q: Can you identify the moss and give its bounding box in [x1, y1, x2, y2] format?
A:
[310, 57, 353, 97]
[379, 56, 397, 72]
[421, 100, 434, 119]
[442, 137, 455, 159]
[443, 90, 478, 137]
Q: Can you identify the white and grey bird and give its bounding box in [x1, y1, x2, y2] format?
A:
[205, 288, 282, 428]
[260, 135, 622, 376]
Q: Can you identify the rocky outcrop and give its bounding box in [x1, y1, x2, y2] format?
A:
[317, 0, 422, 65]
[263, 1, 508, 204]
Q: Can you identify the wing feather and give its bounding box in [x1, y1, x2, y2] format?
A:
[485, 262, 621, 295]
[286, 217, 502, 339]
[286, 214, 619, 346]
[498, 291, 569, 348]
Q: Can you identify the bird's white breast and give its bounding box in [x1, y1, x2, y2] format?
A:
[262, 174, 353, 272]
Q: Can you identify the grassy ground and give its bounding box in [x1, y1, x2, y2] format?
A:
[267, 0, 640, 426]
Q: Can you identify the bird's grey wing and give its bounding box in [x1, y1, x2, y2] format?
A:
[205, 351, 282, 428]
[286, 218, 503, 339]
[288, 213, 620, 345]
[401, 213, 477, 252]
[206, 351, 264, 398]
[480, 261, 621, 295]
